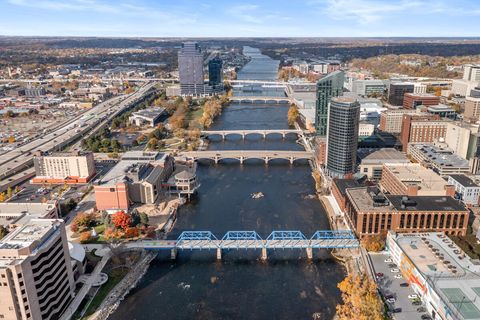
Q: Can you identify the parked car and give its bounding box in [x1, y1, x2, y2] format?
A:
[376, 272, 384, 277]
[384, 258, 393, 263]
[417, 307, 427, 312]
[392, 308, 402, 313]
[387, 298, 396, 303]
[385, 294, 394, 299]
[400, 283, 409, 287]
[390, 268, 400, 273]
[388, 264, 397, 268]
[394, 274, 403, 279]
[421, 315, 432, 320]
[412, 301, 422, 306]
[408, 294, 419, 299]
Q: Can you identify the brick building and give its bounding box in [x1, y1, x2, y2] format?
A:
[399, 114, 447, 151]
[331, 179, 361, 212]
[345, 186, 468, 238]
[403, 93, 440, 109]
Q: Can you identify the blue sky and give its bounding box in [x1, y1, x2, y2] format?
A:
[1, 0, 479, 37]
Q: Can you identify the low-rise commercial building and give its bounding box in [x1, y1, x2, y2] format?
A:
[94, 151, 174, 212]
[351, 79, 385, 96]
[403, 93, 440, 109]
[380, 163, 455, 196]
[448, 174, 480, 206]
[408, 144, 470, 176]
[358, 148, 409, 181]
[0, 219, 76, 320]
[331, 179, 361, 212]
[128, 107, 167, 127]
[346, 187, 468, 237]
[426, 104, 456, 119]
[451, 79, 479, 97]
[0, 201, 58, 229]
[358, 122, 375, 138]
[32, 151, 96, 185]
[387, 231, 480, 320]
[388, 82, 414, 106]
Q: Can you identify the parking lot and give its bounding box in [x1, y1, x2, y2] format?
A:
[369, 252, 429, 320]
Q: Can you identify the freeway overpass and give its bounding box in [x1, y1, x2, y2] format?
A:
[0, 82, 157, 191]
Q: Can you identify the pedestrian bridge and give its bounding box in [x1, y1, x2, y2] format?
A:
[126, 230, 359, 260]
[230, 96, 291, 104]
[178, 150, 313, 164]
[201, 129, 302, 139]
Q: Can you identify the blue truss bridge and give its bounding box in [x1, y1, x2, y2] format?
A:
[125, 230, 359, 260]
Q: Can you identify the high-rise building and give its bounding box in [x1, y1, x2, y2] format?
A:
[32, 151, 96, 185]
[387, 83, 414, 106]
[464, 96, 480, 120]
[178, 42, 206, 96]
[399, 114, 447, 151]
[208, 56, 223, 86]
[326, 97, 360, 178]
[463, 65, 480, 82]
[315, 70, 344, 135]
[0, 219, 76, 320]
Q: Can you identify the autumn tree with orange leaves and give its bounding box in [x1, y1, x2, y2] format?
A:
[111, 211, 132, 231]
[336, 274, 383, 320]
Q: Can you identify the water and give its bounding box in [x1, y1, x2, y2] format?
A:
[110, 47, 345, 320]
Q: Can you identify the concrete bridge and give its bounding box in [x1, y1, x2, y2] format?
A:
[201, 129, 302, 139]
[229, 96, 291, 104]
[178, 150, 313, 164]
[126, 230, 359, 260]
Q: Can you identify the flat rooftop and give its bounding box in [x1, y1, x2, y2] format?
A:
[449, 175, 479, 188]
[390, 232, 480, 320]
[346, 187, 393, 212]
[410, 144, 470, 169]
[131, 107, 166, 119]
[384, 163, 449, 195]
[0, 201, 57, 218]
[427, 104, 455, 112]
[333, 179, 361, 197]
[387, 195, 467, 212]
[0, 219, 60, 250]
[359, 148, 409, 165]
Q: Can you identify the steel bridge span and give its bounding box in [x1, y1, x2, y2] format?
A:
[201, 129, 302, 139]
[178, 150, 313, 164]
[126, 230, 359, 260]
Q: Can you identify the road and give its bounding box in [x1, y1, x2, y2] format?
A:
[0, 82, 156, 188]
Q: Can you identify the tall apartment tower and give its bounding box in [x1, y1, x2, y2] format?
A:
[463, 65, 480, 82]
[178, 42, 205, 96]
[0, 219, 75, 320]
[326, 97, 360, 178]
[315, 70, 344, 136]
[208, 56, 223, 86]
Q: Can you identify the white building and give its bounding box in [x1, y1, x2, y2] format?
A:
[445, 122, 479, 160]
[448, 174, 480, 206]
[358, 122, 375, 137]
[387, 231, 480, 320]
[463, 65, 480, 82]
[451, 79, 479, 97]
[413, 83, 427, 94]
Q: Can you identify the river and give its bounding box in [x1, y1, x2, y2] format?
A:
[110, 47, 345, 320]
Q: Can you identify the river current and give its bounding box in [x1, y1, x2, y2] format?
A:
[111, 47, 345, 320]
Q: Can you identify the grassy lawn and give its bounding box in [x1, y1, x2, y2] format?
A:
[81, 268, 129, 319]
[186, 105, 204, 122]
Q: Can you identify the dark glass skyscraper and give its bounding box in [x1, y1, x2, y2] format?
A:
[326, 96, 360, 178]
[315, 71, 344, 136]
[208, 56, 223, 86]
[178, 42, 206, 96]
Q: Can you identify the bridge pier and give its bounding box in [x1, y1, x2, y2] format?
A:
[221, 134, 226, 140]
[214, 157, 219, 164]
[264, 157, 269, 165]
[282, 133, 286, 139]
[261, 247, 268, 260]
[239, 156, 244, 165]
[262, 133, 266, 139]
[306, 247, 313, 259]
[216, 248, 222, 260]
[170, 248, 177, 260]
[289, 157, 294, 164]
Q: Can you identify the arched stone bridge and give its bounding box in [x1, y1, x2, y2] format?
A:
[178, 150, 313, 164]
[229, 96, 292, 104]
[201, 129, 302, 139]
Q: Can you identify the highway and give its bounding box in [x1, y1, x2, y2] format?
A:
[0, 82, 157, 186]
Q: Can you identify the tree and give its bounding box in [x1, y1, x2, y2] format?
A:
[6, 187, 13, 200]
[336, 274, 383, 320]
[287, 105, 299, 126]
[72, 212, 96, 231]
[0, 226, 9, 240]
[79, 231, 92, 243]
[139, 212, 149, 226]
[8, 136, 16, 144]
[111, 211, 131, 230]
[0, 192, 5, 202]
[70, 222, 79, 233]
[125, 227, 139, 238]
[361, 234, 386, 252]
